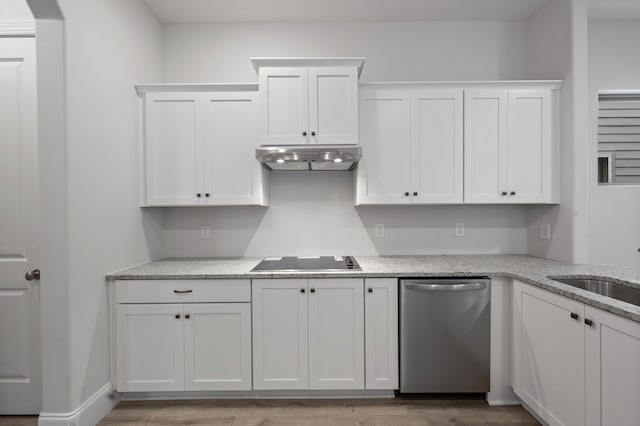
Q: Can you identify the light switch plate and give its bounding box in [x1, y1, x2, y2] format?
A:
[454, 223, 465, 237]
[374, 224, 384, 238]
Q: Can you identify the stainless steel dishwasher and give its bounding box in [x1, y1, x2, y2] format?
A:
[399, 277, 491, 393]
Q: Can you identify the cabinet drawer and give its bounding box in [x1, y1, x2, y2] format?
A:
[116, 280, 250, 303]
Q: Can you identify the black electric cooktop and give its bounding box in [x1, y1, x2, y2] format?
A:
[251, 256, 361, 272]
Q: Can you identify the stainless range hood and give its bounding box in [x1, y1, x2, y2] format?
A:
[256, 145, 362, 171]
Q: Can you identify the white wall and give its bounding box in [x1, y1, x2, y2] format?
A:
[0, 0, 33, 21]
[588, 20, 640, 267]
[164, 173, 528, 257]
[161, 20, 530, 257]
[35, 0, 165, 415]
[525, 0, 590, 264]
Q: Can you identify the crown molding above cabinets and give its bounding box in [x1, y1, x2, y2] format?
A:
[0, 21, 36, 37]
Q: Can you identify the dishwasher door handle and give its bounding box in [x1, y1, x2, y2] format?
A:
[404, 282, 487, 291]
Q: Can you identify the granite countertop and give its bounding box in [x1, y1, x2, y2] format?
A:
[107, 255, 640, 323]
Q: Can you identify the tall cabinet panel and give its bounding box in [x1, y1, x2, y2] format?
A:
[252, 279, 309, 390]
[411, 89, 463, 203]
[308, 279, 365, 390]
[203, 92, 264, 205]
[464, 89, 508, 203]
[145, 92, 203, 205]
[309, 67, 359, 144]
[259, 67, 309, 145]
[364, 278, 398, 390]
[356, 88, 411, 204]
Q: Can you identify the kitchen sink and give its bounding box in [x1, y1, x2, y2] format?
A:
[548, 276, 640, 306]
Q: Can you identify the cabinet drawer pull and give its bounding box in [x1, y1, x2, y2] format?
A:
[570, 312, 579, 320]
[175, 313, 181, 319]
[404, 192, 410, 196]
[368, 288, 373, 293]
[300, 288, 305, 293]
[196, 193, 202, 198]
[501, 191, 508, 196]
[173, 289, 193, 294]
[510, 191, 516, 196]
[310, 288, 315, 293]
[311, 131, 316, 136]
[413, 192, 418, 196]
[185, 314, 191, 319]
[302, 131, 307, 136]
[585, 318, 594, 327]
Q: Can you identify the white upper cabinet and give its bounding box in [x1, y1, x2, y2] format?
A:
[254, 58, 364, 145]
[356, 85, 463, 205]
[145, 92, 203, 206]
[465, 86, 559, 204]
[356, 88, 411, 204]
[410, 89, 464, 203]
[140, 85, 268, 207]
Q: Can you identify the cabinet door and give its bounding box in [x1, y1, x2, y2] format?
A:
[116, 304, 184, 392]
[585, 306, 640, 426]
[184, 303, 252, 391]
[355, 88, 411, 204]
[410, 89, 463, 204]
[364, 279, 398, 390]
[202, 92, 266, 205]
[507, 90, 553, 203]
[308, 278, 364, 390]
[145, 92, 203, 205]
[308, 67, 358, 145]
[259, 67, 309, 145]
[464, 90, 508, 203]
[252, 279, 309, 390]
[512, 281, 585, 426]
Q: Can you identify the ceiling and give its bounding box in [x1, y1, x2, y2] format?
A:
[588, 0, 640, 19]
[144, 0, 551, 24]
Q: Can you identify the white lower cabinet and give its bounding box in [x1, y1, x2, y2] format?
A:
[364, 279, 398, 390]
[114, 280, 252, 392]
[116, 304, 186, 392]
[585, 305, 640, 426]
[252, 278, 366, 390]
[513, 280, 640, 426]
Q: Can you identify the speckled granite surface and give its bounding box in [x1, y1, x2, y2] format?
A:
[107, 255, 640, 323]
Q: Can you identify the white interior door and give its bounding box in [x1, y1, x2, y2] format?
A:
[0, 36, 41, 415]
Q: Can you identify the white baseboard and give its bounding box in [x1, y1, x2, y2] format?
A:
[121, 389, 396, 401]
[486, 398, 521, 406]
[38, 383, 119, 426]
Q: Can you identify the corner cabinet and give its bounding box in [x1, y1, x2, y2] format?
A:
[512, 280, 640, 426]
[252, 58, 365, 145]
[464, 87, 559, 204]
[138, 85, 268, 206]
[113, 280, 252, 392]
[356, 85, 463, 204]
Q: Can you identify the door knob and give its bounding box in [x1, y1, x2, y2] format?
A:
[25, 269, 40, 281]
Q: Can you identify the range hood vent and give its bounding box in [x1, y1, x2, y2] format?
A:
[256, 145, 362, 171]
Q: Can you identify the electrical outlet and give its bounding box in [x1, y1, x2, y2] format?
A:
[539, 224, 551, 240]
[454, 223, 465, 237]
[200, 226, 210, 239]
[374, 224, 385, 238]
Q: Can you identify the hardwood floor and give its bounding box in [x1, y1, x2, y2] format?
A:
[97, 396, 539, 425]
[0, 396, 539, 425]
